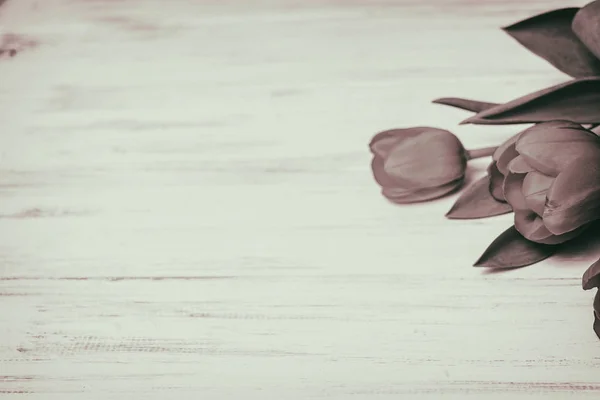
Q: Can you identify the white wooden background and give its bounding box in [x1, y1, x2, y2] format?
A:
[2, 0, 600, 398]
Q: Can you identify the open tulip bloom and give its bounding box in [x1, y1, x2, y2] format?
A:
[369, 0, 600, 341]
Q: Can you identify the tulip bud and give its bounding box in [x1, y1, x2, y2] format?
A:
[369, 127, 468, 203]
[501, 120, 600, 244]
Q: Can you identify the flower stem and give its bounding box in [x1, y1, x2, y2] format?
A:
[466, 146, 497, 160]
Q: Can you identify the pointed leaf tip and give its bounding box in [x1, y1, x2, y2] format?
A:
[432, 97, 499, 113]
[464, 77, 600, 125]
[445, 175, 512, 220]
[503, 7, 600, 77]
[461, 116, 474, 123]
[474, 226, 557, 268]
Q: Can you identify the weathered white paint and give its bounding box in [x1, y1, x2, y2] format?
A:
[1, 0, 600, 398]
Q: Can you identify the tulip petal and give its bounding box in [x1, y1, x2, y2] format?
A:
[492, 132, 520, 162]
[372, 155, 431, 190]
[381, 186, 416, 201]
[493, 132, 522, 158]
[549, 225, 589, 244]
[370, 156, 399, 187]
[369, 127, 428, 158]
[493, 135, 520, 175]
[488, 162, 506, 202]
[514, 211, 552, 242]
[503, 171, 528, 211]
[543, 157, 600, 235]
[383, 130, 466, 188]
[524, 191, 548, 217]
[514, 210, 583, 244]
[496, 142, 519, 176]
[508, 155, 535, 174]
[382, 179, 463, 204]
[516, 120, 600, 176]
[522, 171, 554, 216]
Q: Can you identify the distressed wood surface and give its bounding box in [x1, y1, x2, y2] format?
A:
[2, 0, 600, 398]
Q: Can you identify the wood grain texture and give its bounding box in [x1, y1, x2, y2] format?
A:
[1, 0, 600, 398]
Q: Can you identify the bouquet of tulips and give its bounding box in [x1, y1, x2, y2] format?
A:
[369, 1, 600, 339]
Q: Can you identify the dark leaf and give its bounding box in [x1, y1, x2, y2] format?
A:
[503, 8, 600, 78]
[445, 175, 512, 219]
[461, 77, 600, 125]
[583, 258, 600, 290]
[473, 226, 557, 268]
[573, 1, 600, 61]
[432, 97, 499, 113]
[594, 310, 600, 340]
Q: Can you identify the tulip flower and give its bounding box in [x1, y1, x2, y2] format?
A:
[369, 127, 496, 204]
[502, 120, 600, 244]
